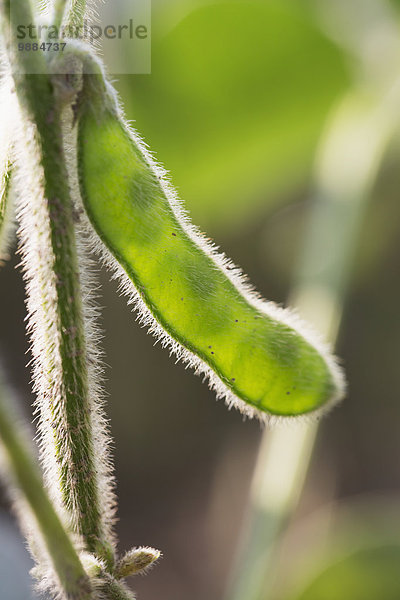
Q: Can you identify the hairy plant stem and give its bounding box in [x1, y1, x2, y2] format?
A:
[52, 0, 69, 29]
[0, 74, 15, 260]
[0, 159, 12, 257]
[53, 0, 87, 32]
[53, 0, 86, 31]
[1, 0, 113, 565]
[225, 80, 400, 600]
[0, 371, 92, 600]
[0, 160, 11, 224]
[98, 575, 136, 600]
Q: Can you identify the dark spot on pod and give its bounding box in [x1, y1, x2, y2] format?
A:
[235, 319, 238, 322]
[286, 391, 290, 395]
[172, 232, 176, 236]
[231, 378, 236, 381]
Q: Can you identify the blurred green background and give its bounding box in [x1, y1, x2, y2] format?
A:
[2, 0, 400, 598]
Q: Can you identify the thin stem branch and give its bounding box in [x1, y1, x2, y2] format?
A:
[225, 79, 400, 600]
[53, 0, 87, 31]
[52, 0, 68, 29]
[0, 158, 12, 258]
[99, 576, 136, 600]
[0, 371, 92, 600]
[1, 0, 114, 565]
[0, 160, 11, 227]
[0, 75, 15, 261]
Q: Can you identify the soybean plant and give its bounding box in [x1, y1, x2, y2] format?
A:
[0, 0, 344, 599]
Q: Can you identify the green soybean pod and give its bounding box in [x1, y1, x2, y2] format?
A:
[76, 71, 344, 420]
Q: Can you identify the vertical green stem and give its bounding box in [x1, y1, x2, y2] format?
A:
[1, 0, 113, 564]
[99, 576, 136, 600]
[0, 161, 11, 226]
[52, 0, 69, 29]
[0, 74, 15, 261]
[0, 159, 12, 258]
[225, 81, 400, 600]
[0, 371, 93, 600]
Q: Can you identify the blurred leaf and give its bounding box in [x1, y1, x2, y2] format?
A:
[290, 544, 400, 600]
[0, 511, 38, 600]
[120, 1, 350, 232]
